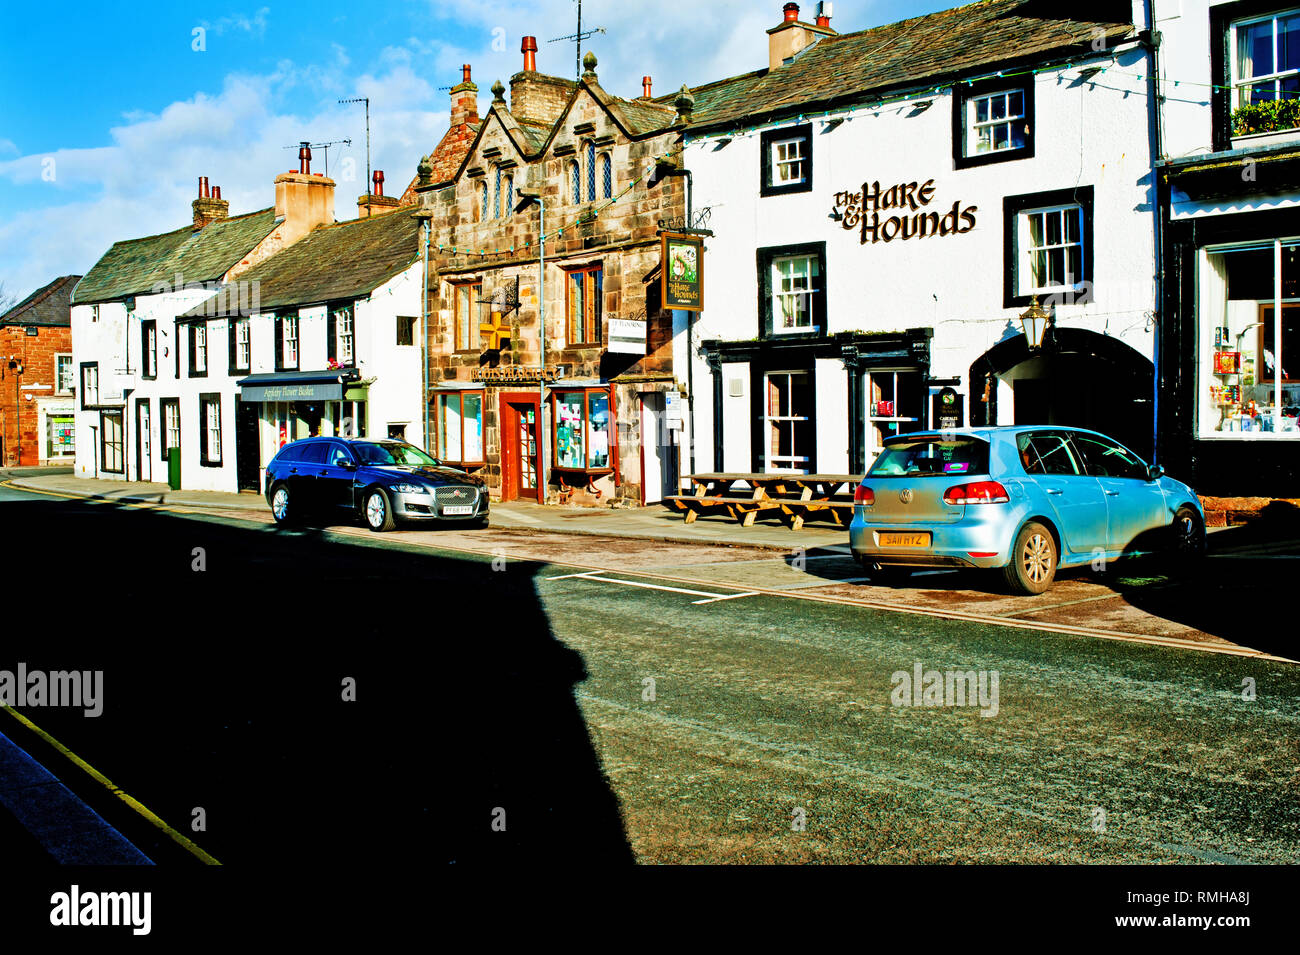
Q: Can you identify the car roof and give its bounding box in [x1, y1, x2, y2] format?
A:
[884, 425, 1122, 442]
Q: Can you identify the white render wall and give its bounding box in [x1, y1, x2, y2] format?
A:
[680, 44, 1158, 472]
[71, 260, 425, 494]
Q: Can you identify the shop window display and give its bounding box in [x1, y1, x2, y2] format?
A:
[1199, 241, 1300, 437]
[553, 389, 612, 471]
[436, 391, 484, 465]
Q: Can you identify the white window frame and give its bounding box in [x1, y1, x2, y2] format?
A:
[203, 396, 222, 465]
[283, 315, 299, 368]
[55, 354, 73, 395]
[968, 88, 1027, 155]
[1197, 238, 1300, 440]
[770, 136, 807, 186]
[164, 401, 180, 453]
[194, 323, 207, 373]
[1231, 9, 1300, 111]
[143, 324, 157, 377]
[82, 365, 99, 405]
[764, 370, 813, 474]
[235, 319, 251, 369]
[336, 306, 355, 364]
[1018, 203, 1085, 296]
[865, 370, 923, 463]
[771, 254, 820, 334]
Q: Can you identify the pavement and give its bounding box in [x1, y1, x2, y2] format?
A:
[4, 470, 850, 553]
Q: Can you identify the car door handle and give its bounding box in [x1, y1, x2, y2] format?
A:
[1045, 488, 1062, 496]
[1105, 490, 1120, 496]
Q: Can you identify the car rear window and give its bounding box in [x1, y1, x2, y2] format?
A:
[869, 437, 990, 477]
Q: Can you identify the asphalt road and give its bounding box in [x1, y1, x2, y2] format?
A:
[0, 474, 1296, 871]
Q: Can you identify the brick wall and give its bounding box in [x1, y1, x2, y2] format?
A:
[0, 324, 73, 466]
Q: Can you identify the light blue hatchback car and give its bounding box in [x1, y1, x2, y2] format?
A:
[848, 426, 1206, 595]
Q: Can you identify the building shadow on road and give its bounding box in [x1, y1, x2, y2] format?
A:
[0, 495, 635, 867]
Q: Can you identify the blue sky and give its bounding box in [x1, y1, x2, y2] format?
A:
[0, 0, 955, 302]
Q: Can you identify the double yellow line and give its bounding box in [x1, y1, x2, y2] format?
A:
[2, 480, 220, 864]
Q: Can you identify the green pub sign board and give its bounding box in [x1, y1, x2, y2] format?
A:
[662, 232, 704, 312]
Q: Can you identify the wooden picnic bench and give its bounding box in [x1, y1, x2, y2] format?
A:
[664, 473, 865, 531]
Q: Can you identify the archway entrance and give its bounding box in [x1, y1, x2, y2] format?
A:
[969, 328, 1154, 458]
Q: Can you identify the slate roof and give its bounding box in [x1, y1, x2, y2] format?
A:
[660, 0, 1136, 130]
[183, 209, 422, 315]
[0, 274, 81, 326]
[72, 208, 279, 305]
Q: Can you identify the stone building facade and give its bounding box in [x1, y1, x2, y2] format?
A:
[415, 43, 691, 506]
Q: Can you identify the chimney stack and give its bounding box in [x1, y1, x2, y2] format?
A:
[642, 76, 653, 98]
[768, 1, 836, 71]
[450, 64, 480, 127]
[510, 35, 573, 126]
[193, 175, 229, 230]
[357, 169, 400, 218]
[275, 142, 335, 240]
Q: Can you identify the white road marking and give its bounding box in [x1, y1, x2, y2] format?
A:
[545, 570, 603, 580]
[578, 576, 734, 599]
[691, 591, 762, 605]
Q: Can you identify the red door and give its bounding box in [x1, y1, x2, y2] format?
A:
[500, 394, 540, 502]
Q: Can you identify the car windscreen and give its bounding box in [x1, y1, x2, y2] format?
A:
[869, 437, 990, 477]
[351, 442, 439, 467]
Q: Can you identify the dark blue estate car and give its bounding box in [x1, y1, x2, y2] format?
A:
[264, 437, 488, 532]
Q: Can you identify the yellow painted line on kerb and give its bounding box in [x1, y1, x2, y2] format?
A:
[1, 705, 221, 866]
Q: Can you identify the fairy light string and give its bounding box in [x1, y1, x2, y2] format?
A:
[432, 47, 1271, 258]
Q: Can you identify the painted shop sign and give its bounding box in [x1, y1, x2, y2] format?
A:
[472, 365, 564, 384]
[832, 179, 977, 245]
[661, 232, 704, 312]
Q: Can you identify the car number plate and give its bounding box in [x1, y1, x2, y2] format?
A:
[879, 532, 930, 547]
[442, 505, 474, 516]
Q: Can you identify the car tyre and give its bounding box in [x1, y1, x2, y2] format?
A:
[270, 483, 294, 526]
[364, 488, 396, 532]
[1169, 505, 1207, 570]
[1003, 521, 1056, 596]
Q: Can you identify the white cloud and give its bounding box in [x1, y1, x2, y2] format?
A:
[200, 7, 271, 38]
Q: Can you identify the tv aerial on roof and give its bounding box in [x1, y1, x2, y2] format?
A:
[549, 0, 606, 78]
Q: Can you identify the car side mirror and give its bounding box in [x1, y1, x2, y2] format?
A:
[339, 459, 357, 471]
[1147, 464, 1165, 482]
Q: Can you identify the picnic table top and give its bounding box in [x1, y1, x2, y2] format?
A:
[686, 472, 864, 484]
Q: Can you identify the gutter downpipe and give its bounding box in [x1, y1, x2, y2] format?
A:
[422, 220, 431, 453]
[1145, 7, 1165, 467]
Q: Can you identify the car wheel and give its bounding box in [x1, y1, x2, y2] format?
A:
[270, 483, 294, 526]
[1169, 505, 1206, 569]
[1003, 521, 1056, 596]
[364, 488, 396, 532]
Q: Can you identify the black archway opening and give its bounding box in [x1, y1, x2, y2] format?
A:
[969, 327, 1154, 458]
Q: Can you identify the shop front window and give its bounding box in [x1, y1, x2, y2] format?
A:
[1199, 240, 1300, 438]
[47, 414, 74, 458]
[553, 389, 613, 471]
[865, 370, 924, 464]
[435, 391, 484, 465]
[765, 370, 813, 473]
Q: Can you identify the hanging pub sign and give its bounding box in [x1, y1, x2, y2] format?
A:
[832, 179, 977, 246]
[661, 232, 704, 312]
[932, 386, 964, 432]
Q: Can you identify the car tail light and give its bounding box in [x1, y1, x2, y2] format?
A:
[943, 481, 1010, 505]
[854, 485, 875, 505]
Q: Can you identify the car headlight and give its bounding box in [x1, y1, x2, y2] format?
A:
[390, 483, 429, 495]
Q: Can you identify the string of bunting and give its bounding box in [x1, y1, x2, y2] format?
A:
[436, 151, 677, 258]
[683, 51, 1240, 145]
[432, 48, 1269, 260]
